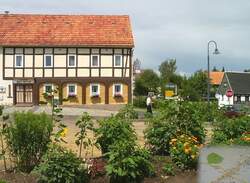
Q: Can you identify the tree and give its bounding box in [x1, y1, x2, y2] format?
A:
[134, 69, 160, 96]
[180, 70, 207, 101]
[212, 66, 218, 71]
[159, 59, 177, 83]
[221, 67, 225, 72]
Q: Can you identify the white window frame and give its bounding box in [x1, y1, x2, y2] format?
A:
[15, 54, 23, 67]
[68, 54, 76, 67]
[113, 83, 123, 96]
[44, 54, 53, 67]
[91, 55, 99, 67]
[90, 83, 100, 96]
[67, 84, 77, 96]
[114, 55, 122, 67]
[44, 84, 54, 93]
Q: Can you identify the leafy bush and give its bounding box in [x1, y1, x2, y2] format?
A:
[106, 140, 154, 183]
[169, 134, 201, 169]
[144, 100, 206, 155]
[5, 112, 53, 172]
[163, 163, 175, 176]
[95, 115, 137, 154]
[116, 104, 138, 120]
[34, 144, 90, 183]
[133, 96, 146, 108]
[211, 116, 250, 144]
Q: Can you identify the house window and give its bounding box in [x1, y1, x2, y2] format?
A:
[113, 84, 123, 96]
[67, 84, 77, 96]
[90, 84, 100, 96]
[44, 55, 53, 67]
[241, 96, 245, 102]
[114, 55, 122, 67]
[91, 55, 99, 67]
[44, 84, 53, 93]
[68, 55, 76, 67]
[246, 96, 249, 102]
[15, 55, 23, 67]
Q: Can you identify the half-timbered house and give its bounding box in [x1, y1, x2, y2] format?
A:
[0, 13, 134, 106]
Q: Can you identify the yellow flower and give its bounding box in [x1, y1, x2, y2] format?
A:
[184, 147, 191, 154]
[191, 155, 196, 159]
[173, 146, 176, 150]
[180, 135, 184, 138]
[60, 128, 68, 137]
[171, 138, 177, 142]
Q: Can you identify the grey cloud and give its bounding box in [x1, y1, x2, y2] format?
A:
[1, 0, 250, 74]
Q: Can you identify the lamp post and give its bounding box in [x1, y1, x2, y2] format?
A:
[207, 40, 220, 121]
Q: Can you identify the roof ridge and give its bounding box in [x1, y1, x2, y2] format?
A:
[0, 13, 130, 17]
[226, 71, 250, 74]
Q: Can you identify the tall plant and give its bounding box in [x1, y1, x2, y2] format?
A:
[75, 112, 94, 158]
[5, 112, 53, 172]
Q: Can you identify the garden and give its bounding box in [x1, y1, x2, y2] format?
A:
[0, 99, 249, 183]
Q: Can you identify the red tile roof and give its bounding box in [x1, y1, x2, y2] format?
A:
[210, 72, 224, 85]
[0, 14, 134, 47]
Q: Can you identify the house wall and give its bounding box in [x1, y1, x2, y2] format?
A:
[85, 83, 106, 104]
[3, 48, 131, 79]
[2, 47, 132, 105]
[0, 47, 13, 105]
[39, 83, 59, 103]
[62, 83, 83, 105]
[217, 94, 234, 107]
[109, 83, 128, 104]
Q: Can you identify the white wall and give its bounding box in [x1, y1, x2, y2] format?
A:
[0, 47, 13, 105]
[217, 94, 234, 107]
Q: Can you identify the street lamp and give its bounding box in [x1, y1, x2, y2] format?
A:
[207, 40, 220, 121]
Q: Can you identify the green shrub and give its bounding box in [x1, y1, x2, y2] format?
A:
[116, 104, 138, 120]
[34, 144, 90, 183]
[4, 112, 53, 172]
[95, 115, 137, 154]
[133, 96, 146, 108]
[144, 100, 206, 155]
[106, 140, 154, 183]
[163, 163, 175, 176]
[211, 116, 250, 144]
[169, 134, 201, 169]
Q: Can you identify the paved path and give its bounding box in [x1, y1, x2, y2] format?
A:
[3, 105, 119, 118]
[199, 146, 250, 183]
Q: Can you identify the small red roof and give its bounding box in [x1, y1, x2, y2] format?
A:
[210, 72, 224, 85]
[0, 14, 134, 47]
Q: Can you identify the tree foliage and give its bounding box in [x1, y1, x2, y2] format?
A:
[134, 69, 160, 96]
[180, 70, 207, 101]
[159, 59, 177, 83]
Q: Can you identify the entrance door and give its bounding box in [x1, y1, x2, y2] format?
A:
[16, 85, 33, 104]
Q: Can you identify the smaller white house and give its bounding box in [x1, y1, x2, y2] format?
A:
[216, 72, 250, 107]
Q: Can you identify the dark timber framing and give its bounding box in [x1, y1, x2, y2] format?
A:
[2, 46, 133, 105]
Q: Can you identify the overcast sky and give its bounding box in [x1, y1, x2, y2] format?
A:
[1, 0, 250, 75]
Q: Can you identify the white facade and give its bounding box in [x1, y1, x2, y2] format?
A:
[0, 47, 13, 105]
[217, 94, 234, 107]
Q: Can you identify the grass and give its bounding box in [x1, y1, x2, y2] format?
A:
[207, 152, 223, 165]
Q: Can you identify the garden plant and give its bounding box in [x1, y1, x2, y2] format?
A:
[4, 112, 53, 172]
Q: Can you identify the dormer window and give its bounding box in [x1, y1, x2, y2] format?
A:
[44, 55, 53, 67]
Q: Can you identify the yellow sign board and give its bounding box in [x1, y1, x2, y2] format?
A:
[165, 90, 174, 97]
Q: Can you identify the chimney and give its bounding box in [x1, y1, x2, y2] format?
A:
[4, 11, 9, 15]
